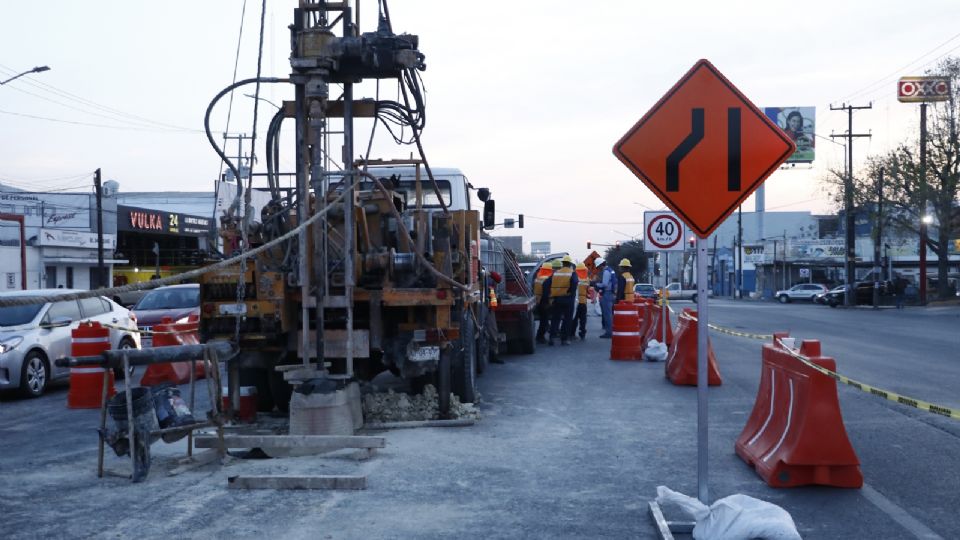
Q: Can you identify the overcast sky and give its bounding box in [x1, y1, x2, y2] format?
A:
[2, 1, 959, 255]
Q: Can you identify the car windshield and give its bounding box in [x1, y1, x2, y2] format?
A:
[637, 285, 655, 291]
[134, 288, 199, 310]
[0, 302, 44, 327]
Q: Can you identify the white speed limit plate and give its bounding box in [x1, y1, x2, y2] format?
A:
[644, 211, 684, 251]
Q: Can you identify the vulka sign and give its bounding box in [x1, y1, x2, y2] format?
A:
[129, 211, 164, 231]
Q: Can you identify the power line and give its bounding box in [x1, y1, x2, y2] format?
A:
[0, 83, 202, 133]
[836, 31, 960, 104]
[0, 108, 205, 134]
[0, 64, 200, 132]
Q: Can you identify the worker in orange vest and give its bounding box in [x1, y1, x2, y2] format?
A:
[570, 262, 590, 340]
[533, 261, 555, 345]
[617, 258, 635, 303]
[545, 255, 578, 346]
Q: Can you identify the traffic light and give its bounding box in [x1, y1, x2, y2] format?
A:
[586, 241, 591, 249]
[518, 214, 524, 228]
[654, 263, 661, 276]
[688, 236, 695, 248]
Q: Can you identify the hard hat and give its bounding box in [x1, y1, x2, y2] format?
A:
[551, 259, 563, 269]
[562, 255, 573, 264]
[619, 258, 632, 267]
[576, 263, 586, 271]
[595, 257, 606, 266]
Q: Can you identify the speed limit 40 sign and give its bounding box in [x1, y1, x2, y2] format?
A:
[644, 211, 685, 251]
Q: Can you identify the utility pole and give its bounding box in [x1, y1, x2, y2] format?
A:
[94, 168, 105, 288]
[919, 103, 928, 305]
[873, 167, 885, 309]
[831, 103, 872, 307]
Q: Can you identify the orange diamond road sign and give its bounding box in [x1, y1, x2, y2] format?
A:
[613, 59, 796, 238]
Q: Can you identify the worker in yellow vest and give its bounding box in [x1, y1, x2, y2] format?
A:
[533, 261, 555, 344]
[570, 262, 590, 340]
[546, 255, 578, 346]
[617, 258, 635, 303]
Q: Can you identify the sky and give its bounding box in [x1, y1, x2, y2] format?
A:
[2, 0, 960, 256]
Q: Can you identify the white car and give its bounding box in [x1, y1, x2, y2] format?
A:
[775, 283, 829, 303]
[0, 290, 141, 398]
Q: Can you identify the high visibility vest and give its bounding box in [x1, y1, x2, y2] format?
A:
[488, 287, 499, 309]
[550, 268, 574, 299]
[622, 271, 635, 302]
[534, 275, 549, 301]
[577, 279, 590, 304]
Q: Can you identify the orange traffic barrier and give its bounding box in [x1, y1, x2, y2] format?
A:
[635, 300, 653, 351]
[140, 316, 206, 386]
[735, 333, 862, 488]
[643, 302, 674, 349]
[610, 302, 642, 361]
[665, 309, 722, 386]
[68, 321, 115, 409]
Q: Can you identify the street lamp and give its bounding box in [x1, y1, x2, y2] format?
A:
[0, 65, 50, 86]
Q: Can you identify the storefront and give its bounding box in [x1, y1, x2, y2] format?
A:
[114, 205, 214, 285]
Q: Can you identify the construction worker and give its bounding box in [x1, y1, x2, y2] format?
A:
[593, 258, 617, 338]
[570, 262, 590, 340]
[533, 261, 554, 344]
[547, 255, 578, 346]
[617, 258, 635, 303]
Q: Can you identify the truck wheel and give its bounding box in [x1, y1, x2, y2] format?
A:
[452, 312, 477, 403]
[437, 347, 451, 418]
[520, 312, 536, 355]
[691, 293, 698, 304]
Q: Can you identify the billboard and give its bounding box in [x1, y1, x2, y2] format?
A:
[764, 107, 815, 163]
[897, 77, 951, 103]
[530, 241, 551, 257]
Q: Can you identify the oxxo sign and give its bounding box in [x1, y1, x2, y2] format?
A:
[897, 77, 951, 103]
[644, 211, 685, 252]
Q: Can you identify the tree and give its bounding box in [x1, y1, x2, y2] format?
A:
[604, 240, 651, 282]
[824, 57, 960, 299]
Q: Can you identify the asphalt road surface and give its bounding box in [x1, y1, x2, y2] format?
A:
[0, 300, 957, 539]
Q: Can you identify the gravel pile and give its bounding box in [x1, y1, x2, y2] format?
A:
[362, 384, 481, 422]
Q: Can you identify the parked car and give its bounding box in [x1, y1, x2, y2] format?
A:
[775, 283, 829, 303]
[131, 284, 200, 347]
[823, 281, 892, 307]
[633, 283, 658, 300]
[814, 285, 845, 305]
[0, 290, 140, 398]
[655, 282, 712, 302]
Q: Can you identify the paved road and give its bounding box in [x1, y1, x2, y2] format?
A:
[0, 300, 957, 539]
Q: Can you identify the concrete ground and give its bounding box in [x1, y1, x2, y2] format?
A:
[0, 300, 957, 539]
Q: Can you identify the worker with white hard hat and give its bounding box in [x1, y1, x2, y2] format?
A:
[593, 257, 617, 338]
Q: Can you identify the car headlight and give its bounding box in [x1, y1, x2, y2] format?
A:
[0, 336, 23, 354]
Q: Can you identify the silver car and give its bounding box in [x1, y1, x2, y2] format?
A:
[775, 283, 829, 303]
[0, 290, 141, 398]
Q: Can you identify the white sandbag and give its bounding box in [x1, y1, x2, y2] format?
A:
[656, 486, 802, 540]
[644, 340, 668, 362]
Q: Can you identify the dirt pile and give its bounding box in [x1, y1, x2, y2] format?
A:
[362, 385, 480, 423]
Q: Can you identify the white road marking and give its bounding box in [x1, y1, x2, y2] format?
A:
[862, 483, 944, 540]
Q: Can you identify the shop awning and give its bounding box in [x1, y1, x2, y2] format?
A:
[42, 257, 129, 264]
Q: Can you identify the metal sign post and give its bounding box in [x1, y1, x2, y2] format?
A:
[695, 236, 709, 503]
[662, 252, 669, 344]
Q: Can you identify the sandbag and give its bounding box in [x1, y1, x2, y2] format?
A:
[656, 486, 802, 540]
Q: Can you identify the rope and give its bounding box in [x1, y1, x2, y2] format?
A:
[775, 338, 960, 421]
[0, 174, 362, 308]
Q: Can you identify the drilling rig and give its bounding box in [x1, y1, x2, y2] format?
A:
[199, 1, 504, 419]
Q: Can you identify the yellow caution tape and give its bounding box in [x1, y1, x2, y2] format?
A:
[675, 312, 772, 340]
[689, 317, 958, 420]
[775, 338, 960, 421]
